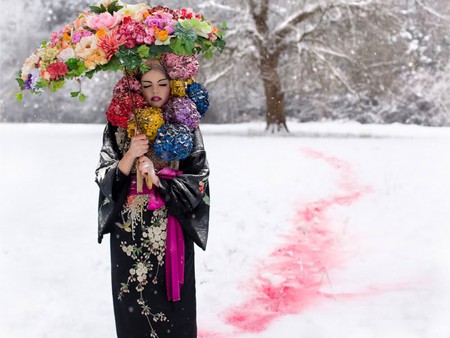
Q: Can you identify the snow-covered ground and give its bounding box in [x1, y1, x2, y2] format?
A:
[1, 122, 450, 338]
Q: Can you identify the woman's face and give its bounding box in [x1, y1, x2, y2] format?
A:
[141, 69, 171, 107]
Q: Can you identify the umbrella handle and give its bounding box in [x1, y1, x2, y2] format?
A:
[136, 157, 153, 193]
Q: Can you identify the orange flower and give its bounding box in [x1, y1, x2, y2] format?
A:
[155, 28, 169, 42]
[96, 29, 107, 38]
[62, 33, 71, 42]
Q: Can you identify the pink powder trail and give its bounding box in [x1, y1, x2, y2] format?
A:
[199, 148, 373, 338]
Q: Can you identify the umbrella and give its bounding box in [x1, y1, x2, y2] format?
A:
[16, 0, 226, 191]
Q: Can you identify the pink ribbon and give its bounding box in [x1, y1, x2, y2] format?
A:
[129, 167, 185, 302]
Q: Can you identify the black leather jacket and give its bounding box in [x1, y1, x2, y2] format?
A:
[94, 123, 210, 250]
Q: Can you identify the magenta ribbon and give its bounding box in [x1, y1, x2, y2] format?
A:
[128, 167, 185, 302]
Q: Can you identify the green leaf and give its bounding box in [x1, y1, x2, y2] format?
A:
[66, 59, 87, 78]
[137, 45, 150, 59]
[213, 38, 226, 53]
[204, 50, 213, 59]
[15, 92, 23, 102]
[108, 0, 123, 14]
[16, 73, 25, 90]
[140, 64, 149, 73]
[148, 44, 172, 58]
[36, 80, 49, 89]
[203, 195, 210, 206]
[170, 37, 195, 55]
[66, 58, 79, 71]
[222, 21, 228, 30]
[115, 45, 142, 70]
[50, 80, 65, 92]
[85, 70, 95, 79]
[79, 93, 86, 102]
[71, 91, 80, 98]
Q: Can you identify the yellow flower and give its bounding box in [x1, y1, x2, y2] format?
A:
[170, 79, 195, 97]
[128, 107, 164, 141]
[155, 28, 169, 42]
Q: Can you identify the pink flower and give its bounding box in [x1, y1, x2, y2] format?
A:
[117, 17, 146, 48]
[145, 11, 175, 34]
[161, 53, 199, 80]
[86, 12, 122, 31]
[46, 62, 69, 79]
[98, 31, 127, 60]
[72, 30, 93, 43]
[49, 31, 63, 47]
[176, 8, 202, 20]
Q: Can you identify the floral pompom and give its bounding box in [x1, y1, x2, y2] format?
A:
[163, 97, 200, 130]
[161, 53, 199, 80]
[106, 93, 148, 128]
[154, 124, 193, 161]
[169, 79, 194, 97]
[186, 82, 209, 117]
[127, 107, 164, 141]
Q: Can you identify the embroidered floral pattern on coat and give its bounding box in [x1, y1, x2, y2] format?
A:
[115, 192, 169, 337]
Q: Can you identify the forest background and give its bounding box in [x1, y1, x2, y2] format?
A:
[0, 0, 449, 129]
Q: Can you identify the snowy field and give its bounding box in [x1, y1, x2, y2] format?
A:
[1, 121, 450, 338]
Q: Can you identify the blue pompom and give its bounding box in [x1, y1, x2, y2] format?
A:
[186, 82, 209, 118]
[154, 124, 193, 161]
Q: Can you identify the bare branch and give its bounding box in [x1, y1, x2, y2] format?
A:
[197, 1, 245, 14]
[314, 46, 354, 63]
[415, 0, 449, 21]
[273, 4, 323, 39]
[311, 49, 358, 96]
[204, 64, 234, 87]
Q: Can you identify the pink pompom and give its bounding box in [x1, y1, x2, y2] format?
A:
[161, 53, 199, 80]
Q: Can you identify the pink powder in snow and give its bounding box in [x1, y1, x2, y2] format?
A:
[199, 148, 373, 336]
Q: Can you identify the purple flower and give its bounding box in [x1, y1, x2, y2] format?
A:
[24, 69, 42, 91]
[163, 97, 200, 130]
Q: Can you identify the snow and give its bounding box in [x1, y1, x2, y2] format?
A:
[1, 121, 450, 338]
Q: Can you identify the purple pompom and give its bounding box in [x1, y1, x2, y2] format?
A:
[163, 97, 200, 130]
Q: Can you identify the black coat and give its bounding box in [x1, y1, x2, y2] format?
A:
[95, 123, 210, 250]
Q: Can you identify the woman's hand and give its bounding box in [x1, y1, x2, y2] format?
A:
[128, 134, 149, 159]
[118, 134, 149, 176]
[138, 156, 160, 187]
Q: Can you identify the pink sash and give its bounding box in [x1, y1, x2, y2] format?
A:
[129, 167, 185, 302]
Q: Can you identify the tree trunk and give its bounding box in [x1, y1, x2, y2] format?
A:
[260, 52, 289, 133]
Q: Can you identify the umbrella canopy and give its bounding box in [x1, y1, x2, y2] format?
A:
[16, 0, 226, 102]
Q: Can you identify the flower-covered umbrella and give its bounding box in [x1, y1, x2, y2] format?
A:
[17, 0, 226, 191]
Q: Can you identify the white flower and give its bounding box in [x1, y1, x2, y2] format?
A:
[95, 0, 124, 7]
[129, 268, 136, 275]
[136, 263, 148, 276]
[57, 47, 75, 62]
[116, 3, 150, 22]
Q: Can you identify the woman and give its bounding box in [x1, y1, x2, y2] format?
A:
[95, 58, 210, 338]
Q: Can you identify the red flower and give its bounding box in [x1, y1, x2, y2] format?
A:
[47, 62, 69, 80]
[106, 93, 148, 128]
